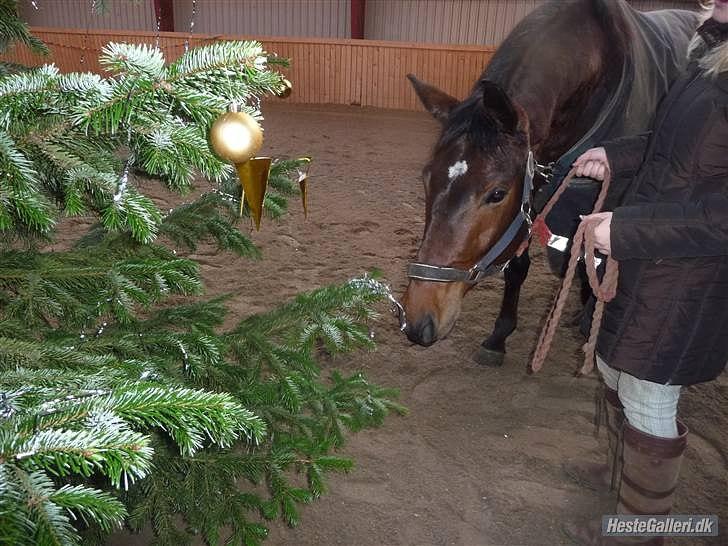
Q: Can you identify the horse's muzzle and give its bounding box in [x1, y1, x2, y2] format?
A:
[404, 315, 437, 346]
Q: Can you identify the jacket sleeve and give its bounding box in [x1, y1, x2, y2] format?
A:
[611, 192, 728, 260]
[601, 133, 651, 179]
[600, 133, 652, 209]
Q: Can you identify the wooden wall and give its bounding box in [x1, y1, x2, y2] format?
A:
[261, 38, 494, 110]
[366, 0, 544, 45]
[19, 0, 351, 39]
[7, 0, 702, 112]
[19, 0, 701, 45]
[19, 0, 157, 32]
[2, 28, 495, 111]
[365, 0, 701, 45]
[173, 0, 351, 39]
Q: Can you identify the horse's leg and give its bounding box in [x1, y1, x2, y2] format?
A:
[473, 249, 531, 367]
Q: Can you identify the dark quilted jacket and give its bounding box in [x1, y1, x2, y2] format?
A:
[597, 62, 728, 385]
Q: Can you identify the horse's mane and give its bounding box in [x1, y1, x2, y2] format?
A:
[588, 0, 633, 61]
[437, 89, 524, 152]
[438, 0, 633, 151]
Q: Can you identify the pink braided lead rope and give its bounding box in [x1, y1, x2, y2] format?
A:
[529, 169, 619, 375]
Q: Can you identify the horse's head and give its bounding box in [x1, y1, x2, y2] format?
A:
[402, 75, 531, 346]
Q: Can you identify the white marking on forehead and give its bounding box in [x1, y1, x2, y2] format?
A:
[448, 160, 468, 181]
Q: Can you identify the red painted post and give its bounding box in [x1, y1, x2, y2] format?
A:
[153, 0, 174, 32]
[351, 0, 366, 39]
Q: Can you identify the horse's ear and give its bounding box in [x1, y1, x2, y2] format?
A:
[479, 80, 525, 134]
[407, 74, 459, 123]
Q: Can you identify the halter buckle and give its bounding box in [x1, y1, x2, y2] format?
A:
[535, 161, 555, 181]
[526, 151, 535, 180]
[522, 201, 533, 230]
[466, 268, 482, 283]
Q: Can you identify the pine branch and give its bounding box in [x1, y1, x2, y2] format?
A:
[11, 386, 265, 455]
[0, 367, 132, 391]
[0, 249, 203, 327]
[0, 130, 54, 234]
[6, 427, 153, 488]
[0, 10, 404, 542]
[229, 279, 381, 351]
[0, 0, 47, 56]
[0, 337, 116, 370]
[0, 60, 25, 75]
[0, 64, 58, 123]
[50, 484, 126, 533]
[100, 43, 165, 79]
[0, 464, 34, 546]
[4, 467, 79, 546]
[0, 40, 288, 241]
[160, 192, 261, 258]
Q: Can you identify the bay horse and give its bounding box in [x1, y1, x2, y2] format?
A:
[400, 0, 699, 365]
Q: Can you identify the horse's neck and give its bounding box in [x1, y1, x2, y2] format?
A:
[507, 70, 610, 163]
[486, 30, 617, 163]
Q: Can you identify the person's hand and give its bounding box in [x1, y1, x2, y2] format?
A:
[580, 212, 613, 255]
[573, 147, 609, 181]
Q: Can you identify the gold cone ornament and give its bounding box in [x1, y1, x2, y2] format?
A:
[237, 157, 272, 230]
[277, 78, 293, 99]
[209, 103, 263, 164]
[296, 157, 312, 218]
[209, 103, 271, 229]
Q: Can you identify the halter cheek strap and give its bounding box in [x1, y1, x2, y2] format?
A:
[407, 151, 535, 284]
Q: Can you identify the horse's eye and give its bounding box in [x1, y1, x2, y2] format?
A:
[484, 189, 507, 204]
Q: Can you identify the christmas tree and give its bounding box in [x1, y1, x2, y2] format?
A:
[0, 2, 404, 544]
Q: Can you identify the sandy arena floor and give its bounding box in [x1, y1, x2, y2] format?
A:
[107, 103, 727, 546]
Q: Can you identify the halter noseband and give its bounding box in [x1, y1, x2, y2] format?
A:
[407, 151, 535, 284]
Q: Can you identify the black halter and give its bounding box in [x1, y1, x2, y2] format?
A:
[407, 151, 535, 284]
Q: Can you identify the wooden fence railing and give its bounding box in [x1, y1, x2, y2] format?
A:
[1, 28, 496, 111]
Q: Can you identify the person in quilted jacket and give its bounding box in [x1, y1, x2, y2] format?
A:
[564, 2, 728, 544]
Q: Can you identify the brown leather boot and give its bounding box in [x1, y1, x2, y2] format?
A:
[618, 420, 688, 517]
[563, 385, 624, 492]
[563, 420, 689, 545]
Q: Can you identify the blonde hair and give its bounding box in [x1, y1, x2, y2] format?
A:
[687, 1, 728, 77]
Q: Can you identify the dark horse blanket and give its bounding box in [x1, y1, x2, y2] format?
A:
[536, 4, 700, 270]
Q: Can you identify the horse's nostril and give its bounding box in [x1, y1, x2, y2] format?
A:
[420, 317, 435, 346]
[405, 316, 437, 347]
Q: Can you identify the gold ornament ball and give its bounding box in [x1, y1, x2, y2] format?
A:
[209, 111, 263, 164]
[277, 78, 293, 99]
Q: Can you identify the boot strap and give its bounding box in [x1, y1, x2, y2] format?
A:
[619, 496, 672, 516]
[621, 472, 677, 499]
